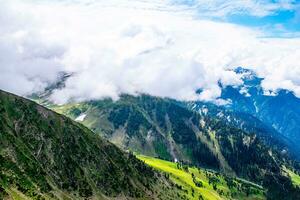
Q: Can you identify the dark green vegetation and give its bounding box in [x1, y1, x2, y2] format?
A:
[188, 101, 295, 159]
[47, 94, 300, 199]
[0, 90, 185, 200]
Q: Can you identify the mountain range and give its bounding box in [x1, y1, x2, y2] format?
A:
[27, 68, 300, 199]
[1, 67, 300, 199]
[1, 89, 277, 200]
[218, 67, 300, 159]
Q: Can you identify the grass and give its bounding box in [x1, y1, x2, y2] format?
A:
[286, 169, 300, 187]
[137, 155, 266, 200]
[5, 188, 31, 200]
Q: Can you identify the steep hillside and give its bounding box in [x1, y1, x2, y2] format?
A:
[187, 101, 294, 157]
[0, 90, 182, 200]
[47, 94, 300, 199]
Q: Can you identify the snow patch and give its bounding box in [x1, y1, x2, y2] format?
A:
[75, 113, 86, 122]
[239, 86, 251, 97]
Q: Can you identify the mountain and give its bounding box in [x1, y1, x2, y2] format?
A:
[28, 73, 300, 199]
[0, 90, 185, 200]
[215, 67, 300, 159]
[1, 89, 283, 200]
[44, 94, 300, 199]
[187, 101, 294, 158]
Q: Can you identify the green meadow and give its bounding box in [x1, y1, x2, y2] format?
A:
[137, 155, 266, 200]
[286, 169, 300, 187]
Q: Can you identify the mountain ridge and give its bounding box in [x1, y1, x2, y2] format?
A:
[0, 89, 185, 200]
[216, 67, 300, 159]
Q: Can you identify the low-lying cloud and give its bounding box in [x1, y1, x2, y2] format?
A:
[1, 0, 300, 104]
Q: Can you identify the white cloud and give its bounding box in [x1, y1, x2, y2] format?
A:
[0, 0, 300, 104]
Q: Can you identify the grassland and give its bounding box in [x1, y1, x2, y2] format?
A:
[137, 155, 266, 200]
[286, 169, 300, 187]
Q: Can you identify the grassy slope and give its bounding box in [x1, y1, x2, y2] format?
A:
[137, 155, 266, 200]
[286, 169, 300, 187]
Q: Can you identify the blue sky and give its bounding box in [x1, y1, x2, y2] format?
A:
[32, 0, 300, 36]
[228, 8, 300, 36]
[174, 0, 300, 37]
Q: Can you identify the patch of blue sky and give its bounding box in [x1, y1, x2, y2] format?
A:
[172, 0, 300, 37]
[227, 9, 300, 37]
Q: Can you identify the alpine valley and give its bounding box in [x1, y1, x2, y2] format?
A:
[0, 88, 278, 200]
[19, 68, 300, 200]
[2, 0, 300, 199]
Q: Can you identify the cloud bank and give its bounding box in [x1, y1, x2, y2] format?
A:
[1, 0, 300, 104]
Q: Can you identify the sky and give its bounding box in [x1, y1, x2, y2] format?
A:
[1, 0, 300, 104]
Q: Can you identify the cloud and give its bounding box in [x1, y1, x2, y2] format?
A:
[0, 0, 300, 104]
[0, 0, 66, 95]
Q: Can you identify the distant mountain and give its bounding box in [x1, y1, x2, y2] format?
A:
[215, 67, 300, 159]
[187, 101, 294, 158]
[0, 90, 184, 200]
